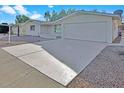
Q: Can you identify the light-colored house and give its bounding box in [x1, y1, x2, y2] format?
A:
[12, 10, 121, 43]
[12, 20, 61, 38]
[12, 20, 41, 36]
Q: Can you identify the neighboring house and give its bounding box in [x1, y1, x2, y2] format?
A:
[12, 10, 121, 43]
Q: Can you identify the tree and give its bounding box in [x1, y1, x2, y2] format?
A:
[43, 9, 77, 21]
[58, 9, 67, 19]
[15, 15, 30, 24]
[113, 10, 123, 20]
[67, 9, 76, 15]
[44, 11, 51, 21]
[15, 15, 29, 36]
[50, 10, 58, 21]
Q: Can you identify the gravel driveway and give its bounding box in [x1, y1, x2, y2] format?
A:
[68, 46, 124, 88]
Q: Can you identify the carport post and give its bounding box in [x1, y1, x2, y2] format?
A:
[8, 25, 11, 43]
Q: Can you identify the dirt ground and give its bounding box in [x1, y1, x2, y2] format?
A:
[0, 35, 54, 48]
[0, 41, 26, 48]
[67, 46, 124, 88]
[0, 40, 29, 48]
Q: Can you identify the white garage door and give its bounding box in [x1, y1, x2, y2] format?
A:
[63, 22, 107, 42]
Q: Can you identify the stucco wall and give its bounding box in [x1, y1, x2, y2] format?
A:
[11, 25, 25, 35]
[112, 20, 119, 40]
[40, 25, 61, 38]
[11, 26, 18, 35]
[24, 21, 41, 36]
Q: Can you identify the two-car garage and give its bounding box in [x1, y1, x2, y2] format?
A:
[56, 11, 121, 43]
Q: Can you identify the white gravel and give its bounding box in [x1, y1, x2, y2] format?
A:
[68, 46, 124, 88]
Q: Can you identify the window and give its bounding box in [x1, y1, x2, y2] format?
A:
[30, 25, 35, 31]
[54, 25, 61, 33]
[54, 25, 57, 32]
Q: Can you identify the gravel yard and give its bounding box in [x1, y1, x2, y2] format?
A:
[67, 46, 124, 88]
[0, 35, 53, 42]
[0, 41, 26, 48]
[0, 35, 54, 48]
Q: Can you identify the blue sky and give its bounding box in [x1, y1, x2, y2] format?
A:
[0, 5, 124, 23]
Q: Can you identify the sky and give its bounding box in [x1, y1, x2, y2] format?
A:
[0, 5, 124, 23]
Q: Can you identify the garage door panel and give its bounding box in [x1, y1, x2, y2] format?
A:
[64, 22, 107, 42]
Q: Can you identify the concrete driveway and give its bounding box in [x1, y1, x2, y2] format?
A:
[2, 39, 107, 86]
[0, 49, 64, 88]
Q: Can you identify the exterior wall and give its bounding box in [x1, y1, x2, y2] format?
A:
[40, 25, 61, 38]
[11, 26, 18, 35]
[12, 21, 41, 36]
[11, 25, 25, 35]
[24, 21, 41, 36]
[112, 20, 119, 40]
[19, 25, 26, 35]
[57, 13, 113, 43]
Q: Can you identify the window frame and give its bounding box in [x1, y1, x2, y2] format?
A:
[30, 25, 35, 31]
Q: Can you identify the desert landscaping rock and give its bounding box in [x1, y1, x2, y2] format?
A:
[68, 46, 124, 88]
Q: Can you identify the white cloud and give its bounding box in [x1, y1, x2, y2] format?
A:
[0, 5, 16, 15]
[30, 13, 44, 20]
[14, 5, 30, 15]
[48, 5, 54, 8]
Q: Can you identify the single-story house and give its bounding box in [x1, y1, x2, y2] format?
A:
[12, 10, 121, 43]
[11, 20, 41, 36]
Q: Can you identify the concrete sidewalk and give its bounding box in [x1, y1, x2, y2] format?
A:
[0, 49, 64, 88]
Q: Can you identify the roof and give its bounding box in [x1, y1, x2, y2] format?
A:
[0, 24, 9, 26]
[54, 10, 121, 23]
[23, 19, 42, 25]
[13, 10, 121, 26]
[23, 19, 57, 25]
